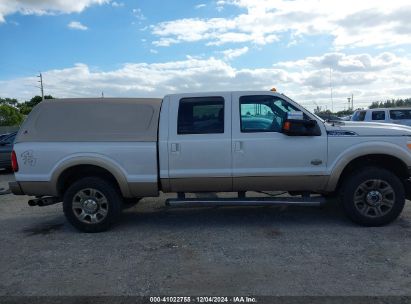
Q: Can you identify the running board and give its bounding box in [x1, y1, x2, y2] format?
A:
[165, 197, 326, 208]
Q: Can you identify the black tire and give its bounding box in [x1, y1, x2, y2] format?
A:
[340, 166, 405, 226]
[63, 177, 123, 232]
[123, 197, 142, 210]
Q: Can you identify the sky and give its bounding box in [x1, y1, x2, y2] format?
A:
[0, 0, 411, 111]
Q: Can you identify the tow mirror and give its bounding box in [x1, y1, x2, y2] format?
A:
[282, 118, 321, 136]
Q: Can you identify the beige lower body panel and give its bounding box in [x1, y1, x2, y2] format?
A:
[128, 182, 159, 197]
[162, 175, 328, 193]
[18, 176, 328, 197]
[164, 177, 232, 193]
[19, 181, 58, 197]
[233, 175, 328, 192]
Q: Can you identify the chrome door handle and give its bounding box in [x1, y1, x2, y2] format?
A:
[234, 141, 243, 152]
[171, 143, 180, 153]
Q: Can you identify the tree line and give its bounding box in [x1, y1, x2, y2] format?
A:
[0, 95, 54, 126]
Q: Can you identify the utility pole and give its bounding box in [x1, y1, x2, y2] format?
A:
[351, 93, 354, 110]
[329, 68, 334, 113]
[37, 73, 44, 100]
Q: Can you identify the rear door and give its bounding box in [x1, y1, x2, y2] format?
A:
[231, 92, 328, 191]
[167, 93, 232, 192]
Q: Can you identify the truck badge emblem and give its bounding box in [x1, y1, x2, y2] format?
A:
[21, 150, 37, 167]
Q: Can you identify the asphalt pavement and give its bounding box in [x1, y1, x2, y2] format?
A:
[1, 170, 411, 296]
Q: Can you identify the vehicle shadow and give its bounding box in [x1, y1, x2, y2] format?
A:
[116, 200, 354, 230]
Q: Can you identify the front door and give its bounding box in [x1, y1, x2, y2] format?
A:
[168, 93, 232, 192]
[231, 92, 328, 192]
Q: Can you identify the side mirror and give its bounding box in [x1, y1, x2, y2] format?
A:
[282, 119, 321, 136]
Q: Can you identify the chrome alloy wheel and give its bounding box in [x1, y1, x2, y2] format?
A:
[353, 179, 395, 218]
[72, 188, 109, 224]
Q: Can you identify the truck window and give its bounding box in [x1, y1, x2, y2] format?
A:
[352, 111, 366, 121]
[372, 111, 385, 121]
[390, 110, 411, 120]
[177, 97, 224, 134]
[240, 95, 300, 133]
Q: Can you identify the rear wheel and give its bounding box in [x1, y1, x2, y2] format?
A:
[63, 177, 122, 232]
[340, 167, 405, 226]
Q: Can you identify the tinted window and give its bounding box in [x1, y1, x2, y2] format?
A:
[390, 110, 411, 120]
[240, 95, 301, 133]
[352, 111, 366, 121]
[178, 97, 224, 134]
[1, 133, 16, 144]
[372, 111, 385, 121]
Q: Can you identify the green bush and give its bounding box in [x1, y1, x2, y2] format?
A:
[0, 104, 24, 126]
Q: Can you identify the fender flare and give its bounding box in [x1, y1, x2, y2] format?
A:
[50, 154, 131, 197]
[325, 141, 411, 191]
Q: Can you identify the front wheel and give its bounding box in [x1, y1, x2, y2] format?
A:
[63, 177, 122, 232]
[340, 167, 405, 226]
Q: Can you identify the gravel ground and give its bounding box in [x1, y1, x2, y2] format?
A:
[1, 170, 411, 296]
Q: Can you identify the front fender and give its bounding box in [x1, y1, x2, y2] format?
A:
[325, 141, 411, 191]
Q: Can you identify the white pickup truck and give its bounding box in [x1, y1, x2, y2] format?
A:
[9, 91, 411, 232]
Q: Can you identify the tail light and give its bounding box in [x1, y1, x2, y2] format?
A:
[11, 150, 19, 172]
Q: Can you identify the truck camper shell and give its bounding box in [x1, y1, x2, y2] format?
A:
[16, 98, 162, 143]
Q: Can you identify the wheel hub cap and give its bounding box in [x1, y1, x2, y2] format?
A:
[366, 191, 383, 206]
[82, 199, 98, 213]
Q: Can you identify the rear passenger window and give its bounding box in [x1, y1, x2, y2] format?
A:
[372, 111, 385, 121]
[177, 97, 224, 134]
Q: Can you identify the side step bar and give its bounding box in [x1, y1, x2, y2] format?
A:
[28, 197, 61, 207]
[166, 196, 325, 208]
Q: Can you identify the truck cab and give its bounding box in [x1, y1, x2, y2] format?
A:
[159, 91, 327, 193]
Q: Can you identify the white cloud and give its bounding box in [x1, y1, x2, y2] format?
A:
[220, 47, 249, 60]
[195, 4, 206, 9]
[111, 1, 124, 7]
[68, 21, 88, 31]
[150, 0, 411, 48]
[0, 0, 108, 23]
[132, 8, 146, 21]
[1, 52, 410, 112]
